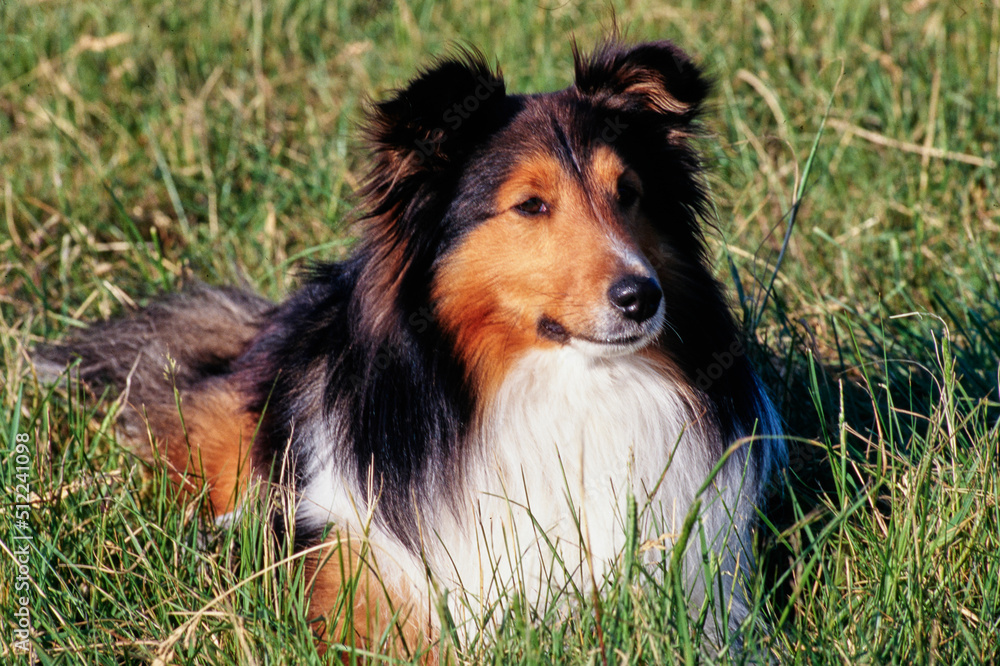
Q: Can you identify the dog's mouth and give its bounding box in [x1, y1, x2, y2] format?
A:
[537, 315, 660, 356]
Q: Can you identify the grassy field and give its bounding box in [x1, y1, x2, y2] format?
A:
[2, 0, 999, 663]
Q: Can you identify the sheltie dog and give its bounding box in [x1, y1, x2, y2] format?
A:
[39, 40, 785, 658]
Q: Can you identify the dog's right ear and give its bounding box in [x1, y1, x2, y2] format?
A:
[364, 48, 506, 184]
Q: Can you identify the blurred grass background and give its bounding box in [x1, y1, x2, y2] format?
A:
[2, 0, 999, 663]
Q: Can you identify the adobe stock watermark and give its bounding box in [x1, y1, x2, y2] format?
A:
[346, 306, 436, 388]
[412, 74, 503, 166]
[10, 431, 35, 657]
[693, 338, 747, 392]
[594, 115, 629, 145]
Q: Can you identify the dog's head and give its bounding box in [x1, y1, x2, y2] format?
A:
[360, 41, 721, 394]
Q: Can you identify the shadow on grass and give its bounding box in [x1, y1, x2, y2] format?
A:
[752, 290, 1000, 655]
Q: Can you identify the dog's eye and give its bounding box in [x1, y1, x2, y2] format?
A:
[617, 181, 641, 209]
[514, 197, 550, 217]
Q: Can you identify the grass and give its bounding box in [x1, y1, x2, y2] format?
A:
[2, 0, 999, 662]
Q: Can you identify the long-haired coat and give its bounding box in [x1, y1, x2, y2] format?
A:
[40, 40, 785, 657]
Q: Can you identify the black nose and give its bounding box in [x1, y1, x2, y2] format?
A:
[608, 275, 662, 323]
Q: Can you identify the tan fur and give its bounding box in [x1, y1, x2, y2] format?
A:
[621, 73, 691, 114]
[154, 384, 257, 516]
[433, 146, 643, 397]
[112, 379, 256, 517]
[304, 534, 441, 663]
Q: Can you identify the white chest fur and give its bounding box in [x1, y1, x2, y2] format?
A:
[297, 345, 761, 637]
[424, 347, 746, 631]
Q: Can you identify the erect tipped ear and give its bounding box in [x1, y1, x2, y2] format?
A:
[574, 40, 709, 118]
[364, 48, 506, 174]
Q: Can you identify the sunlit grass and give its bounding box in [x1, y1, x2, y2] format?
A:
[2, 0, 998, 662]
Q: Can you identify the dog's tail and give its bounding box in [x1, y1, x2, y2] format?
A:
[35, 285, 273, 514]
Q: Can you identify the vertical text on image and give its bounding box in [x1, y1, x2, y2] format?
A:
[11, 431, 34, 656]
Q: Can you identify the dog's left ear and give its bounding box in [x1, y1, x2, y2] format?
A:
[574, 40, 709, 119]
